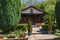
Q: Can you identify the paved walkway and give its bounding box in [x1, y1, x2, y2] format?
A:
[26, 26, 58, 40]
[27, 34, 58, 40]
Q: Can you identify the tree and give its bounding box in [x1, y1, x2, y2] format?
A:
[0, 0, 21, 33]
[44, 0, 56, 32]
[34, 2, 42, 9]
[55, 0, 60, 30]
[39, 0, 56, 32]
[21, 1, 26, 9]
[26, 0, 37, 6]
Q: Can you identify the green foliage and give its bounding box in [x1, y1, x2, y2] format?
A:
[6, 34, 16, 38]
[21, 2, 26, 9]
[14, 30, 24, 37]
[16, 24, 28, 32]
[52, 24, 58, 31]
[26, 0, 37, 6]
[0, 0, 21, 32]
[42, 24, 48, 31]
[43, 0, 56, 20]
[0, 29, 3, 33]
[54, 29, 60, 36]
[40, 4, 45, 11]
[28, 18, 32, 32]
[5, 30, 25, 37]
[55, 0, 60, 30]
[34, 0, 57, 32]
[22, 25, 28, 31]
[41, 0, 57, 31]
[42, 24, 57, 31]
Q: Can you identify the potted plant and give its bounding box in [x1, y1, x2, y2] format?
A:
[18, 33, 26, 38]
[18, 31, 25, 38]
[0, 35, 4, 39]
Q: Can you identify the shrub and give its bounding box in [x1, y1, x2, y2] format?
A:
[0, 0, 21, 33]
[52, 25, 58, 31]
[6, 34, 16, 38]
[42, 24, 48, 31]
[16, 24, 28, 32]
[14, 30, 24, 37]
[28, 18, 32, 32]
[22, 25, 28, 31]
[42, 24, 58, 31]
[54, 29, 60, 36]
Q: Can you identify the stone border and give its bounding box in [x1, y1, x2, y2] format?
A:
[3, 38, 28, 40]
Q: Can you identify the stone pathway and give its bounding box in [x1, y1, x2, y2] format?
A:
[32, 27, 41, 34]
[26, 26, 58, 40]
[27, 34, 58, 40]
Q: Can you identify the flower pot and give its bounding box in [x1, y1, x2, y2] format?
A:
[0, 36, 4, 39]
[19, 34, 26, 38]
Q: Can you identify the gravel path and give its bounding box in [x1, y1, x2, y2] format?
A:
[27, 34, 58, 40]
[26, 27, 58, 40]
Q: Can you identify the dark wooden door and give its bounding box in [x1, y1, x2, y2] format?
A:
[32, 19, 36, 25]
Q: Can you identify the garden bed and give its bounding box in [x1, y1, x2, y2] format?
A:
[3, 38, 28, 40]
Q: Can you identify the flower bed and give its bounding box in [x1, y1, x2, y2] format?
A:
[0, 24, 28, 39]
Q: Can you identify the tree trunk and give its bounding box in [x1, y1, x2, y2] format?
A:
[48, 19, 52, 33]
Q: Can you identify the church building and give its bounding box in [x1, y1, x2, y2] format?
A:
[19, 0, 47, 26]
[19, 6, 46, 26]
